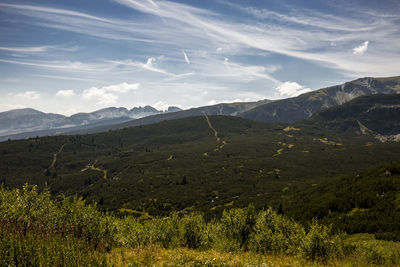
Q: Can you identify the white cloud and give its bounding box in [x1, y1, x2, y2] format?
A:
[82, 82, 139, 105]
[82, 87, 118, 105]
[15, 91, 40, 100]
[101, 82, 140, 93]
[56, 89, 75, 97]
[276, 82, 311, 97]
[153, 101, 170, 110]
[353, 41, 369, 55]
[182, 51, 190, 64]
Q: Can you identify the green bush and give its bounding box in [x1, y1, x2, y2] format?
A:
[300, 219, 339, 260]
[180, 212, 205, 249]
[1, 183, 395, 265]
[248, 208, 305, 255]
[143, 213, 181, 248]
[219, 205, 257, 251]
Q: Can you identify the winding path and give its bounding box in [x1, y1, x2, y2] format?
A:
[202, 113, 227, 155]
[45, 143, 67, 172]
[81, 160, 108, 179]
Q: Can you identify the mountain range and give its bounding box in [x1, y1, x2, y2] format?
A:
[240, 76, 400, 122]
[0, 105, 181, 140]
[1, 76, 399, 142]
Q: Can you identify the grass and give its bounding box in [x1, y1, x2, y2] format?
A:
[105, 243, 399, 266]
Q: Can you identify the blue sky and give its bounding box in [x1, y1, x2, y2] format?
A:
[0, 0, 399, 115]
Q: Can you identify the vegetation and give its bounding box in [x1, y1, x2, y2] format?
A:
[285, 162, 400, 242]
[1, 112, 400, 218]
[1, 184, 399, 266]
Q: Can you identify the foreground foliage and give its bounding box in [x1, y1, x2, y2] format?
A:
[1, 185, 399, 266]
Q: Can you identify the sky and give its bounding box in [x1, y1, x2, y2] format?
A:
[0, 0, 399, 115]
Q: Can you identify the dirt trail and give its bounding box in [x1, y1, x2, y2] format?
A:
[81, 160, 108, 179]
[204, 114, 220, 142]
[46, 143, 67, 171]
[202, 113, 227, 155]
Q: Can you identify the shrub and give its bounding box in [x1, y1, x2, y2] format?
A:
[300, 219, 338, 260]
[248, 208, 305, 255]
[179, 212, 205, 249]
[143, 213, 181, 248]
[219, 205, 257, 251]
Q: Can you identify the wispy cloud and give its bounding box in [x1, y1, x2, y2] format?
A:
[0, 58, 113, 72]
[182, 51, 190, 64]
[3, 0, 399, 78]
[0, 46, 53, 53]
[0, 3, 112, 23]
[33, 74, 103, 83]
[112, 0, 400, 77]
[110, 58, 180, 76]
[15, 91, 40, 100]
[0, 45, 79, 53]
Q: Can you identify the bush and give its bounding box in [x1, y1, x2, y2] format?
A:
[300, 219, 339, 260]
[143, 213, 181, 248]
[248, 208, 305, 255]
[180, 212, 205, 249]
[219, 205, 257, 251]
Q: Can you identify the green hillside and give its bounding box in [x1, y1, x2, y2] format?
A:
[307, 94, 400, 136]
[285, 162, 400, 241]
[1, 102, 400, 217]
[241, 76, 400, 123]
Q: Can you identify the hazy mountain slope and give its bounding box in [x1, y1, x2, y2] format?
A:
[76, 100, 272, 135]
[0, 108, 68, 136]
[0, 105, 175, 140]
[240, 76, 400, 123]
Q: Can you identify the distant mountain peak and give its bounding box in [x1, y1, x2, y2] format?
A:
[167, 106, 182, 112]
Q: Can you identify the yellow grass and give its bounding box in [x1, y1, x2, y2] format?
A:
[104, 245, 387, 267]
[283, 126, 300, 132]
